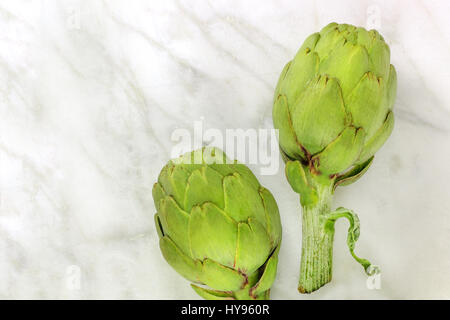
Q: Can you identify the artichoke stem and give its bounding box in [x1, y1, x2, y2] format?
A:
[298, 182, 334, 293]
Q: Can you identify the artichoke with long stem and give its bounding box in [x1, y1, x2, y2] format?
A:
[273, 22, 396, 293]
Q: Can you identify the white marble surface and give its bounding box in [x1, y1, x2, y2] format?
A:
[0, 0, 449, 299]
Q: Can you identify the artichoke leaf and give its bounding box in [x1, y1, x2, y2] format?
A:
[298, 32, 320, 53]
[385, 65, 397, 111]
[184, 166, 225, 212]
[231, 164, 261, 190]
[157, 164, 191, 207]
[319, 22, 338, 36]
[171, 149, 204, 169]
[280, 47, 319, 106]
[273, 94, 306, 160]
[223, 173, 266, 226]
[154, 213, 164, 238]
[334, 156, 374, 190]
[355, 27, 371, 48]
[189, 203, 237, 268]
[346, 71, 385, 138]
[290, 75, 348, 155]
[152, 183, 166, 213]
[159, 236, 202, 283]
[313, 126, 365, 175]
[259, 187, 282, 246]
[318, 42, 370, 98]
[358, 111, 394, 164]
[274, 61, 292, 101]
[159, 196, 191, 255]
[279, 147, 294, 163]
[285, 160, 318, 206]
[235, 219, 272, 275]
[200, 259, 245, 292]
[191, 284, 234, 300]
[314, 28, 343, 59]
[250, 246, 280, 297]
[368, 38, 390, 80]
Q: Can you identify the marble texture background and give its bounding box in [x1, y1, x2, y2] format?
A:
[0, 0, 449, 299]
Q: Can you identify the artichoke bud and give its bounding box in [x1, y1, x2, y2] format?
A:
[153, 147, 282, 300]
[273, 22, 396, 185]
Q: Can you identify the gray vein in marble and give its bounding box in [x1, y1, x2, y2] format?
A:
[102, 1, 209, 82]
[418, 0, 450, 48]
[395, 50, 450, 132]
[174, 0, 274, 90]
[0, 4, 33, 30]
[204, 3, 290, 57]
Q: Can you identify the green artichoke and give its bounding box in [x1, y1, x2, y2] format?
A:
[153, 147, 282, 300]
[273, 23, 396, 293]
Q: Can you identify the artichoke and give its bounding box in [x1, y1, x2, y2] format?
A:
[153, 147, 282, 300]
[273, 23, 396, 293]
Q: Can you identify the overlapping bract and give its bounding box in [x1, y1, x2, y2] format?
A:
[273, 23, 396, 177]
[153, 148, 282, 300]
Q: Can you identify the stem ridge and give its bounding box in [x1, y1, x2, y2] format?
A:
[298, 182, 379, 293]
